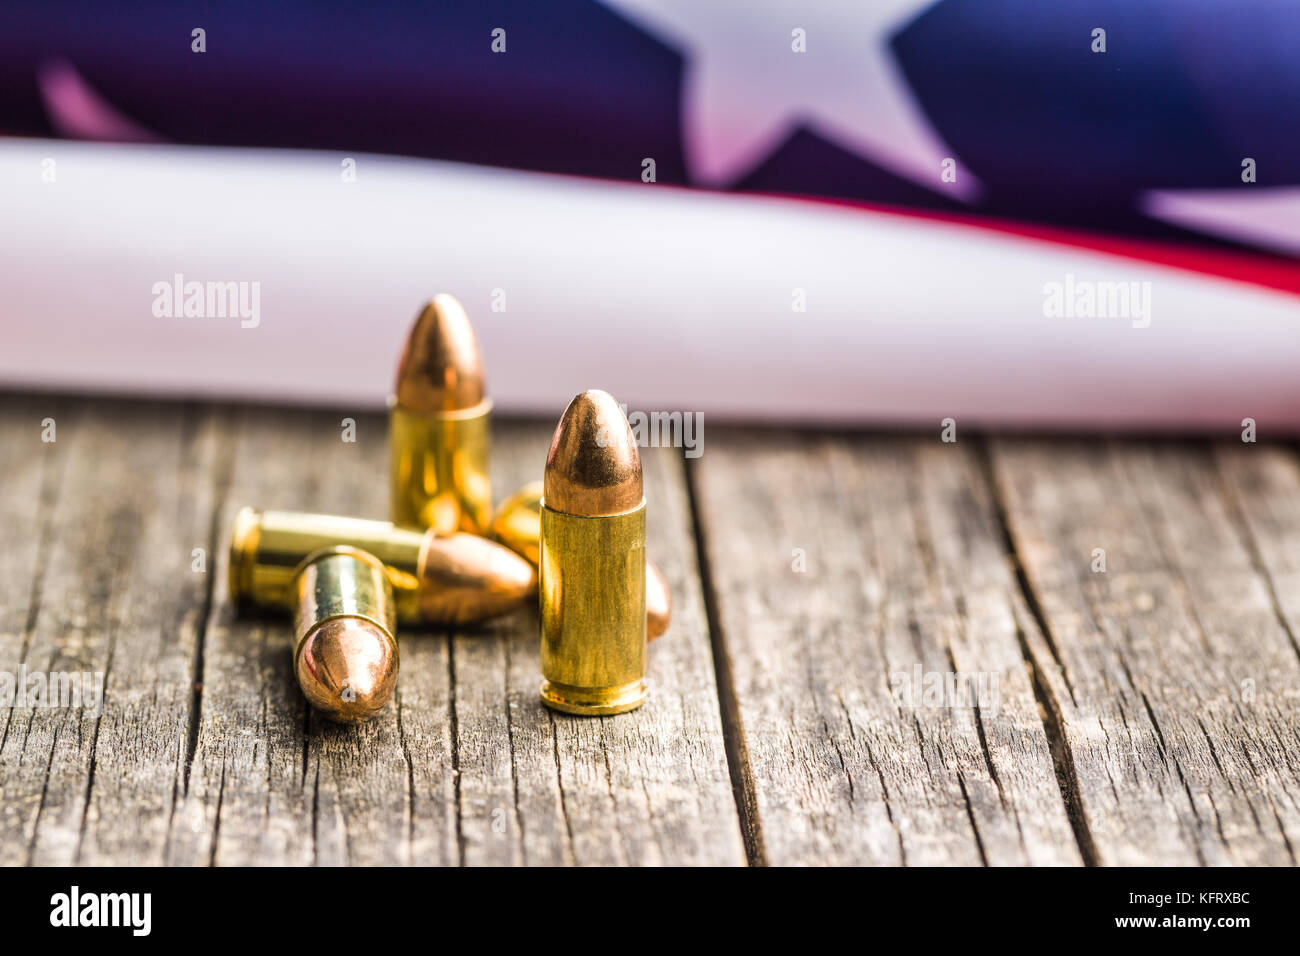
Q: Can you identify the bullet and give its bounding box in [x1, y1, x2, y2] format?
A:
[645, 559, 671, 643]
[390, 294, 493, 534]
[293, 547, 398, 722]
[229, 506, 535, 627]
[493, 481, 672, 640]
[539, 390, 648, 715]
[491, 482, 545, 566]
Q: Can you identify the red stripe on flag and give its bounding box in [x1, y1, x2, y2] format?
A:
[766, 192, 1300, 298]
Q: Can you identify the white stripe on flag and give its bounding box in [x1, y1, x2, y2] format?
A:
[1, 140, 1296, 430]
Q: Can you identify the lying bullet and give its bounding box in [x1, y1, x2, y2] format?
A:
[493, 481, 672, 640]
[293, 547, 398, 722]
[390, 294, 493, 534]
[229, 506, 535, 626]
[645, 559, 671, 642]
[491, 482, 545, 566]
[539, 390, 648, 715]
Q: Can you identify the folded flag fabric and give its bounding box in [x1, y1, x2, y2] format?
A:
[0, 2, 1295, 428]
[1, 140, 1296, 431]
[1, 0, 1297, 260]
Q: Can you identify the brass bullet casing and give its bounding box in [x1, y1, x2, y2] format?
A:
[293, 547, 398, 723]
[492, 482, 546, 566]
[539, 390, 648, 716]
[229, 506, 536, 627]
[493, 481, 672, 640]
[390, 295, 493, 534]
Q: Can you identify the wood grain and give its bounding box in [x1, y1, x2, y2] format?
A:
[0, 396, 742, 866]
[5, 392, 1299, 866]
[0, 398, 218, 865]
[450, 421, 745, 866]
[989, 439, 1300, 866]
[692, 429, 1081, 866]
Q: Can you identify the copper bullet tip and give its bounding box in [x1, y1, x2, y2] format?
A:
[417, 533, 538, 625]
[646, 560, 672, 640]
[295, 617, 398, 723]
[393, 294, 486, 413]
[544, 390, 643, 516]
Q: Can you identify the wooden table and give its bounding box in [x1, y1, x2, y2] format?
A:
[2, 394, 1298, 866]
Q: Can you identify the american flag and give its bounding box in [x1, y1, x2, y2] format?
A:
[0, 1, 1296, 426]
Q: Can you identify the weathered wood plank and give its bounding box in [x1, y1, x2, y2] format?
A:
[168, 405, 452, 866]
[0, 396, 741, 866]
[693, 430, 1080, 866]
[451, 420, 746, 866]
[0, 395, 68, 864]
[24, 390, 1296, 868]
[1216, 445, 1300, 859]
[990, 439, 1300, 865]
[162, 406, 742, 865]
[0, 397, 216, 865]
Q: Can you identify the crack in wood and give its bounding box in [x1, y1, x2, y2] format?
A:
[684, 454, 766, 866]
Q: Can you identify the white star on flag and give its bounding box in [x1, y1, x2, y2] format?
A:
[1143, 187, 1300, 257]
[600, 0, 981, 200]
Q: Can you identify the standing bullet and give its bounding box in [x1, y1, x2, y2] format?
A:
[293, 547, 398, 723]
[493, 481, 672, 640]
[539, 390, 648, 715]
[390, 294, 493, 534]
[230, 507, 535, 627]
